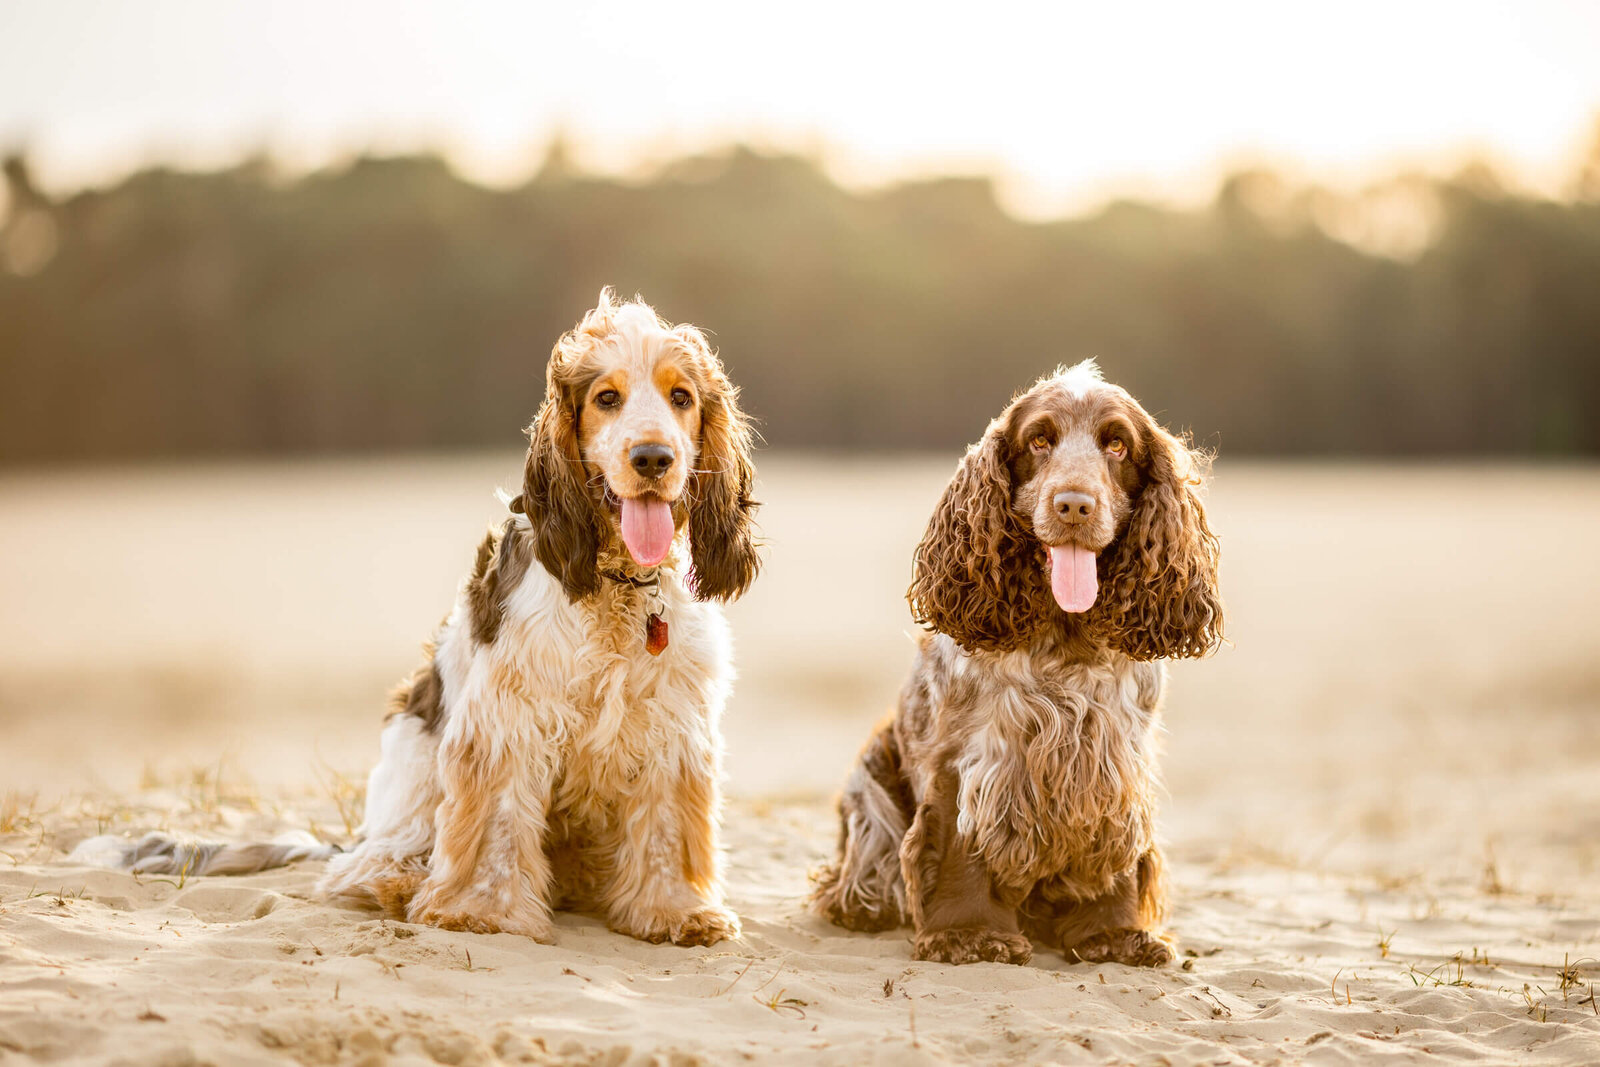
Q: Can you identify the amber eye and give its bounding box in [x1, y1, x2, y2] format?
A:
[1105, 437, 1127, 458]
[1028, 433, 1051, 454]
[670, 388, 693, 409]
[594, 389, 621, 409]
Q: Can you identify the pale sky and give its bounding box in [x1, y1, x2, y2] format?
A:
[2, 0, 1598, 216]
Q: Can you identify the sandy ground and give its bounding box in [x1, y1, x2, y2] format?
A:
[2, 455, 1599, 1065]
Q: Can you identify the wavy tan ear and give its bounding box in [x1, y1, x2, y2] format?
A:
[521, 388, 602, 602]
[687, 369, 760, 601]
[1090, 426, 1224, 660]
[907, 424, 1052, 653]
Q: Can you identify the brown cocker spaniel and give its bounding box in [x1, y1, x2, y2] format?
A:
[811, 361, 1223, 967]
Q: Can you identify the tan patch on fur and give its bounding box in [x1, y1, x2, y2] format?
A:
[1137, 846, 1169, 928]
[422, 734, 507, 899]
[677, 761, 718, 896]
[369, 862, 428, 920]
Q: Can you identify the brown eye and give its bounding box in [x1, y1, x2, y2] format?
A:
[1028, 433, 1051, 454]
[670, 388, 693, 409]
[595, 390, 621, 409]
[1105, 437, 1127, 458]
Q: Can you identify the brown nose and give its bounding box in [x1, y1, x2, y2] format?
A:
[629, 444, 675, 479]
[1053, 491, 1097, 524]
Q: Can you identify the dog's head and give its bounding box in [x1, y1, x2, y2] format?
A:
[521, 288, 760, 602]
[908, 361, 1223, 659]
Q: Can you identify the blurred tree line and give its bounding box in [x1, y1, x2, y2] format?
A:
[2, 131, 1598, 463]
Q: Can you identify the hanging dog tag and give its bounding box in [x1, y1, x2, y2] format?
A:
[645, 612, 669, 656]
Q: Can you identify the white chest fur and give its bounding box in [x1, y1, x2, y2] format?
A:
[434, 557, 733, 808]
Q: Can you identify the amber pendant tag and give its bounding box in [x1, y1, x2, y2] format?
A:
[645, 613, 669, 656]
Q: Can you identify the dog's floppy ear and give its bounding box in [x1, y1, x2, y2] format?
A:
[521, 375, 601, 602]
[1091, 423, 1223, 660]
[686, 339, 760, 602]
[908, 419, 1052, 652]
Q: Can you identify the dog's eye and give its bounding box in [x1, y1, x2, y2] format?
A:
[1105, 437, 1127, 458]
[1028, 433, 1051, 454]
[670, 388, 693, 409]
[595, 390, 621, 409]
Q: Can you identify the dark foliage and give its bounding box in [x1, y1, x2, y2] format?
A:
[2, 136, 1598, 463]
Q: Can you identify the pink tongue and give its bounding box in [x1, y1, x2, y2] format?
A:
[1047, 545, 1098, 613]
[620, 498, 675, 567]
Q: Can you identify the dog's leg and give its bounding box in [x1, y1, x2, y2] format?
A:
[318, 714, 441, 917]
[602, 747, 740, 947]
[407, 722, 556, 941]
[1038, 849, 1173, 967]
[810, 719, 913, 932]
[901, 768, 1032, 965]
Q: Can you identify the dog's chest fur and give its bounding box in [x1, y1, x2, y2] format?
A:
[438, 545, 731, 822]
[921, 637, 1166, 900]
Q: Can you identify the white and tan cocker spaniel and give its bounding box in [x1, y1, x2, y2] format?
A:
[76, 290, 760, 947]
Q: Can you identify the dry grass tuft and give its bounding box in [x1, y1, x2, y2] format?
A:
[0, 791, 39, 834]
[1479, 842, 1510, 896]
[1521, 984, 1550, 1023]
[1402, 949, 1600, 1024]
[753, 988, 809, 1019]
[1557, 954, 1595, 1003]
[1406, 956, 1475, 989]
[316, 765, 366, 840]
[186, 761, 262, 817]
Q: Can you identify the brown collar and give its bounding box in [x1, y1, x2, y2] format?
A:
[600, 569, 660, 589]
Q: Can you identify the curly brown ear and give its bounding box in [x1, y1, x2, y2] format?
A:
[1092, 427, 1224, 660]
[908, 424, 1051, 653]
[521, 391, 601, 601]
[687, 373, 760, 601]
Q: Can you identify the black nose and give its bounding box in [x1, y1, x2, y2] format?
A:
[1053, 491, 1097, 523]
[629, 444, 675, 478]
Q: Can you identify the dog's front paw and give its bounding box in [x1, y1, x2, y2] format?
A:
[615, 903, 741, 947]
[669, 904, 741, 947]
[913, 927, 1033, 966]
[409, 907, 501, 935]
[407, 890, 554, 942]
[1067, 927, 1173, 967]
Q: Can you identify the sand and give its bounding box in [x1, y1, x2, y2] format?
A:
[2, 456, 1599, 1065]
[3, 789, 1598, 1066]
